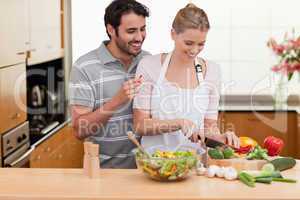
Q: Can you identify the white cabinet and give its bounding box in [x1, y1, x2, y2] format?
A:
[27, 0, 63, 65]
[0, 0, 63, 67]
[0, 0, 29, 67]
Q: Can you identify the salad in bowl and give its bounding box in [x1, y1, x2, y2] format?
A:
[134, 144, 204, 181]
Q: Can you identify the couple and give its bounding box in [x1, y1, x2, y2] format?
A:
[69, 0, 240, 169]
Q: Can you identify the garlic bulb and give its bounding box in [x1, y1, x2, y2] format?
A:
[206, 165, 220, 178]
[216, 167, 225, 178]
[224, 167, 238, 180]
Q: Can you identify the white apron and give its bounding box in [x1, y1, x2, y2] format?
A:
[141, 52, 210, 150]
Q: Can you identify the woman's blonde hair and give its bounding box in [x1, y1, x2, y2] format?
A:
[172, 3, 210, 33]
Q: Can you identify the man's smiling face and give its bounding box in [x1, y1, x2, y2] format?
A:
[112, 12, 146, 56]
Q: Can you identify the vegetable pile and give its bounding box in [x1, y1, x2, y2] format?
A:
[208, 136, 286, 161]
[135, 150, 197, 181]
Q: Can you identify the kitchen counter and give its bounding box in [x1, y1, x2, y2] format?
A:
[0, 163, 299, 200]
[219, 95, 300, 113]
[219, 102, 300, 113]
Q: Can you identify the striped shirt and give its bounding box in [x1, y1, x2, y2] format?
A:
[69, 41, 149, 168]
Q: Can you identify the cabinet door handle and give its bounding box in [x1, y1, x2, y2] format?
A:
[17, 52, 26, 55]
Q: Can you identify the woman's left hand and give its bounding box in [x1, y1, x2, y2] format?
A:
[223, 131, 240, 149]
[189, 129, 205, 143]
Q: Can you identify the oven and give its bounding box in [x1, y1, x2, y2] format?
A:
[1, 121, 33, 168]
[26, 58, 66, 145]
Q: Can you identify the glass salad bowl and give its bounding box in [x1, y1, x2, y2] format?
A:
[133, 144, 204, 181]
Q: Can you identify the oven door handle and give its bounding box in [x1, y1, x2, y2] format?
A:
[9, 146, 35, 167]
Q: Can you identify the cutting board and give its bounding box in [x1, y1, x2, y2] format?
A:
[207, 157, 268, 171]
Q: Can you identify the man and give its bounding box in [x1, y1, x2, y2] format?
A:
[69, 0, 150, 168]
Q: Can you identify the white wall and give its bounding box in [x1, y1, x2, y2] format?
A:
[72, 0, 300, 95]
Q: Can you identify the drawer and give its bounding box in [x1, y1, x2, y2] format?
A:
[0, 63, 27, 134]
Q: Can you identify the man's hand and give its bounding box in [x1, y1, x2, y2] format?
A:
[115, 75, 143, 105]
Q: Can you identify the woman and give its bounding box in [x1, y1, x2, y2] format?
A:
[133, 4, 239, 150]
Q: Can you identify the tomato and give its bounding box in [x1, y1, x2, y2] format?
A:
[263, 136, 284, 156]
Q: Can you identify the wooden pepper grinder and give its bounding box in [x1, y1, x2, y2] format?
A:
[83, 142, 100, 178]
[83, 142, 92, 176]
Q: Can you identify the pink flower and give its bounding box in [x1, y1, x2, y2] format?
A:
[292, 63, 300, 71]
[271, 65, 282, 72]
[274, 45, 285, 55]
[294, 37, 300, 48]
[267, 31, 300, 81]
[267, 38, 285, 55]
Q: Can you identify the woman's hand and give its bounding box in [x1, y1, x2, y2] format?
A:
[205, 131, 240, 149]
[179, 119, 197, 137]
[189, 129, 205, 143]
[179, 119, 205, 143]
[222, 131, 240, 149]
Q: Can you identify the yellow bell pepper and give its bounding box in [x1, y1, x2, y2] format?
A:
[239, 136, 258, 148]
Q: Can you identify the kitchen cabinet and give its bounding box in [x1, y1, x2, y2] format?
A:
[30, 124, 83, 168]
[0, 0, 63, 67]
[0, 0, 29, 67]
[0, 64, 27, 134]
[220, 111, 298, 157]
[27, 0, 63, 65]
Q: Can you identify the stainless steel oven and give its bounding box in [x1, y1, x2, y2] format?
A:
[1, 121, 33, 167]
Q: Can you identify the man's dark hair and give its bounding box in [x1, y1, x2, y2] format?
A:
[104, 0, 149, 38]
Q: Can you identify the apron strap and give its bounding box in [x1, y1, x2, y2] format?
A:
[157, 52, 172, 146]
[157, 52, 172, 84]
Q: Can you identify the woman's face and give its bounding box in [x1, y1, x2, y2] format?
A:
[171, 28, 208, 60]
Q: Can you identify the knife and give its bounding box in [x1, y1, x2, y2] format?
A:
[203, 137, 238, 150]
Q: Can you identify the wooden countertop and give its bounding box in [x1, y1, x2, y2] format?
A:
[0, 163, 300, 200]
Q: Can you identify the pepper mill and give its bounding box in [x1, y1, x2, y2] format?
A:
[83, 142, 100, 178]
[83, 142, 92, 176]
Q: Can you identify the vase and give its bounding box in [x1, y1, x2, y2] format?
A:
[272, 73, 289, 104]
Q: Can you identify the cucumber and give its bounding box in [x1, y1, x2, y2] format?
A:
[270, 157, 296, 171]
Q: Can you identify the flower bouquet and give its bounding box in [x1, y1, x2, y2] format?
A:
[267, 30, 300, 103]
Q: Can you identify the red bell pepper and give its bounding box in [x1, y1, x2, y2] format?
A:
[263, 136, 284, 156]
[235, 145, 252, 154]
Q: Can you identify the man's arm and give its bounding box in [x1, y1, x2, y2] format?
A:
[71, 77, 143, 140]
[71, 94, 122, 139]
